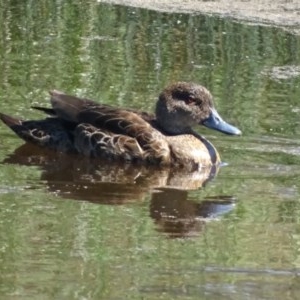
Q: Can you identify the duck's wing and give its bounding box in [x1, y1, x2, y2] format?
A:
[73, 123, 146, 161]
[49, 91, 171, 164]
[49, 90, 106, 122]
[31, 106, 56, 116]
[0, 113, 75, 152]
[31, 90, 101, 118]
[49, 90, 156, 123]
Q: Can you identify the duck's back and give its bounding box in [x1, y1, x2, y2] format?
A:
[48, 91, 171, 164]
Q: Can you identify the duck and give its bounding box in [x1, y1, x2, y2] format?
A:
[0, 82, 241, 170]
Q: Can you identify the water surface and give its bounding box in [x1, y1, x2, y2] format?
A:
[1, 1, 300, 299]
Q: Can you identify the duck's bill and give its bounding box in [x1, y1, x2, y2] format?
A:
[202, 108, 241, 135]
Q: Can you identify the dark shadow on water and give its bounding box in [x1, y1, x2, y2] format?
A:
[3, 144, 236, 238]
[150, 189, 235, 238]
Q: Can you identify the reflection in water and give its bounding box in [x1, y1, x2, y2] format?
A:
[4, 143, 235, 238]
[151, 189, 235, 238]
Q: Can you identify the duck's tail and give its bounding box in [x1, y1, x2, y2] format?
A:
[0, 112, 75, 152]
[0, 112, 37, 145]
[0, 113, 23, 130]
[0, 112, 44, 144]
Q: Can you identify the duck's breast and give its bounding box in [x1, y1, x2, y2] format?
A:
[166, 134, 220, 169]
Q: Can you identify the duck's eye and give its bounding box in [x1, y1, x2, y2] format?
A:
[172, 90, 197, 105]
[185, 98, 195, 105]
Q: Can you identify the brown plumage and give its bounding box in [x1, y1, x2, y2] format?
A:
[0, 82, 241, 170]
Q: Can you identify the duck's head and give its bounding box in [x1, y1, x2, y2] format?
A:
[156, 82, 241, 135]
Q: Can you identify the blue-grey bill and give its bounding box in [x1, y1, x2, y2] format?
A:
[202, 108, 241, 135]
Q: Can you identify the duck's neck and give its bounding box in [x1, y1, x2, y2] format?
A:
[154, 121, 189, 136]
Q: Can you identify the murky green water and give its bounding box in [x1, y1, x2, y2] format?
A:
[1, 1, 300, 299]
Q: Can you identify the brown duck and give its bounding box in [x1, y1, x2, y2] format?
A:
[0, 82, 241, 170]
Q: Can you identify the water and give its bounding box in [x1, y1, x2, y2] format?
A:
[1, 1, 300, 299]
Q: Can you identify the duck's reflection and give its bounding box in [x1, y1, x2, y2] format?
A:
[4, 144, 235, 238]
[151, 189, 235, 238]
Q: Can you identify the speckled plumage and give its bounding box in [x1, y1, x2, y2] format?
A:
[0, 82, 241, 170]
